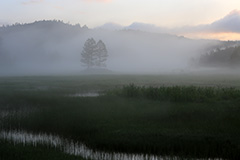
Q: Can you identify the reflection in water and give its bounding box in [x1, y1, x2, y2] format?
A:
[0, 130, 222, 160]
[69, 92, 100, 97]
[0, 130, 173, 160]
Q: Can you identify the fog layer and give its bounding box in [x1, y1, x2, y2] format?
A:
[0, 20, 234, 76]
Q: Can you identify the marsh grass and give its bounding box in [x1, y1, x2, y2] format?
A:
[1, 75, 240, 159]
[113, 83, 240, 102]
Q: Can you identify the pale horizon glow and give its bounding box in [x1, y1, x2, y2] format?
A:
[1, 0, 240, 40]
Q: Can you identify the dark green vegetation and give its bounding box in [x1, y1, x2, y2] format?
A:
[199, 46, 240, 68]
[1, 75, 240, 159]
[115, 83, 240, 102]
[0, 139, 83, 160]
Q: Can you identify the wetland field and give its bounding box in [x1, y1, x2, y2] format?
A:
[1, 74, 240, 160]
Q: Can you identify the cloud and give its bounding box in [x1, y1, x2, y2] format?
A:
[98, 10, 240, 40]
[174, 10, 240, 34]
[53, 5, 64, 10]
[209, 9, 240, 33]
[173, 10, 240, 40]
[21, 0, 64, 11]
[22, 0, 44, 5]
[83, 0, 112, 3]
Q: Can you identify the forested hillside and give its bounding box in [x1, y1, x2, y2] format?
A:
[199, 45, 240, 68]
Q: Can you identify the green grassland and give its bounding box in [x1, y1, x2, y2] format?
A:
[1, 74, 240, 159]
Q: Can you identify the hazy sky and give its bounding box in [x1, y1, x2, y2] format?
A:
[1, 0, 240, 40]
[0, 0, 238, 26]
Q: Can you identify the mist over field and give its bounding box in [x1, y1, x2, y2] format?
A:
[2, 3, 240, 160]
[1, 20, 239, 76]
[2, 0, 240, 159]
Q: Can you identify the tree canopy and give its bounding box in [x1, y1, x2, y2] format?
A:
[81, 38, 108, 68]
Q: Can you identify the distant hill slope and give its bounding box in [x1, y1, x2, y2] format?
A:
[0, 20, 238, 75]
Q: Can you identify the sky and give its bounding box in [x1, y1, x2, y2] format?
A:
[1, 0, 240, 40]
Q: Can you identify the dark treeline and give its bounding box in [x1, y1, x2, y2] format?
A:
[0, 20, 86, 32]
[198, 45, 240, 67]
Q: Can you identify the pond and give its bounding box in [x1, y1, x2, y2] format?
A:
[69, 92, 100, 97]
[0, 130, 223, 160]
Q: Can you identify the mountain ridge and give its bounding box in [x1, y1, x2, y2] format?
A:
[97, 10, 240, 35]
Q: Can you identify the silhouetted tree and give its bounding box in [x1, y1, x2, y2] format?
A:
[230, 46, 240, 66]
[81, 38, 97, 68]
[81, 38, 108, 69]
[96, 40, 108, 67]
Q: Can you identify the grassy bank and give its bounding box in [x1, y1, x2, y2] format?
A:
[1, 75, 240, 159]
